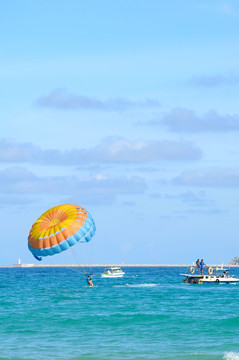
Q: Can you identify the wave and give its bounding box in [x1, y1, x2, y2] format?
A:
[224, 353, 239, 360]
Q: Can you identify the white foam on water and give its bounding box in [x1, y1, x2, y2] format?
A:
[114, 283, 159, 288]
[128, 283, 159, 287]
[224, 352, 239, 360]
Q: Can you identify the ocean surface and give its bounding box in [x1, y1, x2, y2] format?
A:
[0, 266, 239, 360]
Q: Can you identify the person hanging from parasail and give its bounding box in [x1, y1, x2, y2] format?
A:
[87, 275, 93, 287]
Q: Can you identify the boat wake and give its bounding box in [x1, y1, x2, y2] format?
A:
[114, 283, 160, 288]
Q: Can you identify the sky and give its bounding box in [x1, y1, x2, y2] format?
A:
[1, 0, 239, 265]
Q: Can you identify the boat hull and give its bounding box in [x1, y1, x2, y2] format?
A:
[101, 273, 124, 278]
[202, 278, 239, 284]
[182, 274, 239, 284]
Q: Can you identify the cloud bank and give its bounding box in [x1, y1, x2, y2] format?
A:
[172, 168, 239, 187]
[189, 74, 239, 87]
[36, 88, 160, 111]
[0, 138, 202, 165]
[147, 108, 239, 132]
[0, 167, 147, 205]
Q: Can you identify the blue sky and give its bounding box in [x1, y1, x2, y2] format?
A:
[1, 0, 239, 265]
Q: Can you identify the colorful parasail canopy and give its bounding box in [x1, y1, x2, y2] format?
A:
[28, 204, 96, 261]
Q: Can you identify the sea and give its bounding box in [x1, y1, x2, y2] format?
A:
[0, 266, 239, 360]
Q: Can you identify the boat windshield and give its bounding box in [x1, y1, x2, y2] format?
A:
[215, 269, 229, 274]
[103, 267, 123, 273]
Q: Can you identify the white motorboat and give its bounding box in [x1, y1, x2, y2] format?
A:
[181, 266, 239, 284]
[101, 267, 125, 278]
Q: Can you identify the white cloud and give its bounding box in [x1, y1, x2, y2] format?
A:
[165, 190, 215, 207]
[0, 167, 147, 205]
[0, 194, 32, 206]
[36, 88, 160, 112]
[219, 2, 238, 16]
[197, 2, 238, 16]
[0, 138, 39, 163]
[0, 137, 202, 165]
[146, 108, 239, 132]
[189, 74, 239, 87]
[172, 168, 239, 187]
[85, 138, 201, 162]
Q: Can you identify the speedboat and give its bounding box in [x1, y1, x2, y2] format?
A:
[101, 267, 125, 278]
[181, 266, 239, 284]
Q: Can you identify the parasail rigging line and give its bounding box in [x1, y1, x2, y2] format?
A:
[69, 244, 93, 276]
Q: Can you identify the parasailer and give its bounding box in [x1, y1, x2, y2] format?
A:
[87, 275, 93, 287]
[28, 204, 96, 268]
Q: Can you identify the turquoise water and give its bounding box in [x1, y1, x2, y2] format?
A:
[0, 266, 239, 360]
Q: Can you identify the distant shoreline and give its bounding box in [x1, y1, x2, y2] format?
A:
[1, 264, 238, 268]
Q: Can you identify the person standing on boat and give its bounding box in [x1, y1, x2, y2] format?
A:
[200, 259, 208, 275]
[196, 259, 200, 273]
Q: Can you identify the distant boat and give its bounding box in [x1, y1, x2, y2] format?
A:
[101, 267, 125, 278]
[181, 265, 239, 284]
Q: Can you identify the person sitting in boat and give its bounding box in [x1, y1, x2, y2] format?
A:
[222, 270, 228, 278]
[200, 259, 208, 275]
[87, 275, 93, 287]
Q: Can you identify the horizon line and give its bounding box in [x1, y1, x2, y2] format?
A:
[1, 263, 238, 268]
